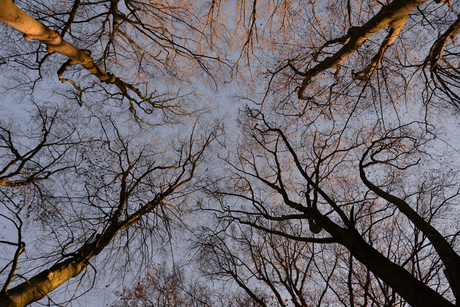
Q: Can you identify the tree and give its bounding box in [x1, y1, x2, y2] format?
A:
[193, 0, 460, 306]
[0, 0, 222, 305]
[197, 109, 460, 306]
[0, 102, 218, 306]
[0, 0, 224, 121]
[0, 0, 227, 304]
[110, 263, 211, 307]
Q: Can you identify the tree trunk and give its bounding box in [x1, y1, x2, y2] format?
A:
[0, 209, 148, 306]
[0, 0, 112, 82]
[314, 212, 455, 307]
[0, 259, 87, 307]
[297, 0, 429, 99]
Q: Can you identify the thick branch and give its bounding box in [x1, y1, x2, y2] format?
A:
[304, 203, 454, 307]
[426, 14, 460, 68]
[0, 0, 112, 81]
[0, 0, 167, 113]
[355, 26, 402, 80]
[252, 119, 454, 306]
[359, 148, 460, 301]
[0, 194, 165, 307]
[296, 0, 428, 99]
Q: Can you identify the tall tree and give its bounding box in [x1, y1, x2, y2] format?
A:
[194, 0, 460, 306]
[198, 107, 460, 306]
[110, 262, 274, 307]
[0, 0, 224, 305]
[0, 105, 218, 306]
[0, 0, 223, 121]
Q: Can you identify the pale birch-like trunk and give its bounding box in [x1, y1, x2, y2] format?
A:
[0, 219, 120, 307]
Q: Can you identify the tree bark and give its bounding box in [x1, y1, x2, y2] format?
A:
[275, 126, 455, 306]
[313, 212, 455, 307]
[296, 0, 429, 99]
[0, 259, 87, 307]
[0, 0, 112, 82]
[0, 186, 172, 307]
[0, 0, 162, 111]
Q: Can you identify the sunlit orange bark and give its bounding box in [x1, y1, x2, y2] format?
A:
[295, 0, 430, 99]
[0, 0, 112, 82]
[0, 198, 162, 307]
[0, 0, 164, 113]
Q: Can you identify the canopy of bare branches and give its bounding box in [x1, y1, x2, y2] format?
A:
[1, 0, 460, 306]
